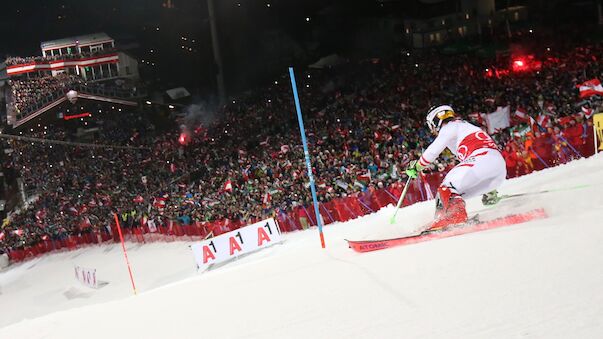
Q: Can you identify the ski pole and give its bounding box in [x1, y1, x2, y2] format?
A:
[389, 176, 413, 224]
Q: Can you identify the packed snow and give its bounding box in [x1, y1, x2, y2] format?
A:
[1, 155, 603, 339]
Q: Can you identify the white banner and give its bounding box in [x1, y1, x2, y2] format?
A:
[485, 106, 511, 134]
[74, 265, 98, 289]
[191, 218, 282, 271]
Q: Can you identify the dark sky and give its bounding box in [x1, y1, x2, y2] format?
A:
[0, 0, 430, 55]
[0, 0, 551, 95]
[0, 0, 373, 92]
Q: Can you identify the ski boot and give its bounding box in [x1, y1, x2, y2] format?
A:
[429, 186, 468, 231]
[481, 190, 501, 206]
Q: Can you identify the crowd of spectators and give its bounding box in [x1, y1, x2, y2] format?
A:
[5, 47, 122, 118]
[5, 48, 117, 67]
[1, 28, 602, 255]
[8, 74, 141, 119]
[8, 74, 86, 115]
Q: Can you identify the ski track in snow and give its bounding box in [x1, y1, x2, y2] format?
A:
[1, 155, 603, 338]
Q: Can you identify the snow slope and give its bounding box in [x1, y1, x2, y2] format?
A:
[1, 155, 603, 339]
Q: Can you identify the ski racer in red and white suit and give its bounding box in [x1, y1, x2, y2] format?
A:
[407, 105, 506, 230]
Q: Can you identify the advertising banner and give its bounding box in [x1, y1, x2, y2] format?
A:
[74, 265, 98, 289]
[191, 218, 282, 271]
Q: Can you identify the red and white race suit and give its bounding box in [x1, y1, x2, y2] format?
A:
[418, 120, 506, 198]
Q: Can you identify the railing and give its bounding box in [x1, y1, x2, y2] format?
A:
[74, 83, 146, 100]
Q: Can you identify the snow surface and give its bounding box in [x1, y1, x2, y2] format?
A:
[1, 155, 603, 339]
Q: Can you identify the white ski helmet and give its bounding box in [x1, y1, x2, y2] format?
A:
[426, 104, 455, 133]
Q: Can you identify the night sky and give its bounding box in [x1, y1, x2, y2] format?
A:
[1, 0, 577, 96]
[0, 1, 457, 92]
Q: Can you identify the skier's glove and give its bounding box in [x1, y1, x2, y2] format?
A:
[405, 160, 424, 179]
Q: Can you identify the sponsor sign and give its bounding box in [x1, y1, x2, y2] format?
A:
[191, 218, 282, 271]
[74, 265, 98, 289]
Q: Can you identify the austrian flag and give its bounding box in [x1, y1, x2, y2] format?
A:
[153, 197, 167, 210]
[576, 79, 603, 98]
[513, 107, 530, 124]
[357, 170, 371, 183]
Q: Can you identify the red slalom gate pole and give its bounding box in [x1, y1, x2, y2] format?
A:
[113, 213, 138, 295]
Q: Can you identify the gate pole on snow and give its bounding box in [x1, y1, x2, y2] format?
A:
[113, 213, 138, 295]
[289, 67, 326, 248]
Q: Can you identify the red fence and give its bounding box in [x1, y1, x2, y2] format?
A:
[5, 124, 597, 264]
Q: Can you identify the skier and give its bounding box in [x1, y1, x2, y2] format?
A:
[405, 105, 506, 230]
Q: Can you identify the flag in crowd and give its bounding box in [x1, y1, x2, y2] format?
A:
[356, 170, 371, 183]
[153, 197, 167, 210]
[512, 107, 530, 124]
[557, 115, 575, 126]
[484, 106, 511, 134]
[510, 124, 531, 138]
[576, 78, 603, 98]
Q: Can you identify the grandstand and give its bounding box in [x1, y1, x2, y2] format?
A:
[1, 23, 602, 261]
[1, 2, 603, 337]
[3, 33, 143, 128]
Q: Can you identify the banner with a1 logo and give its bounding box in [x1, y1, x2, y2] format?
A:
[191, 218, 282, 271]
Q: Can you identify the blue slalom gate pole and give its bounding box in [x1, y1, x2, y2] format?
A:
[288, 67, 326, 248]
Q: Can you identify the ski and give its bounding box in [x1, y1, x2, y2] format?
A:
[486, 184, 591, 205]
[346, 208, 547, 253]
[413, 214, 480, 236]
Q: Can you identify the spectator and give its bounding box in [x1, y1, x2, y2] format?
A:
[1, 27, 602, 255]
